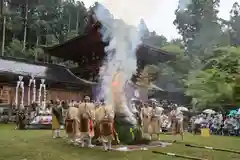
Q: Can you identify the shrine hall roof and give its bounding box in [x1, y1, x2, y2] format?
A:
[42, 32, 175, 63]
[0, 56, 97, 85]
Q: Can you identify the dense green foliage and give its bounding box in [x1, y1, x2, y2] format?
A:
[0, 0, 88, 67]
[139, 1, 240, 109]
[173, 1, 240, 109]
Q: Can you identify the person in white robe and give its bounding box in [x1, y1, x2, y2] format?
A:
[148, 100, 162, 140]
[169, 104, 184, 140]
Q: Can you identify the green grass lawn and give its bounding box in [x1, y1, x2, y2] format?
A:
[0, 124, 240, 160]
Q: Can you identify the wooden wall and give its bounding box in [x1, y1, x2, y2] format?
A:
[0, 85, 12, 104]
[0, 84, 87, 106]
[47, 89, 84, 101]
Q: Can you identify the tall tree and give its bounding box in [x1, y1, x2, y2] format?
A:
[6, 6, 23, 40]
[229, 2, 240, 46]
[0, 0, 88, 63]
[22, 0, 28, 52]
[174, 0, 221, 60]
[1, 0, 8, 56]
[158, 41, 190, 91]
[138, 19, 150, 38]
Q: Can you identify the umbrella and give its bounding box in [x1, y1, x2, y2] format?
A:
[203, 109, 216, 114]
[157, 107, 164, 111]
[229, 110, 237, 115]
[177, 107, 189, 112]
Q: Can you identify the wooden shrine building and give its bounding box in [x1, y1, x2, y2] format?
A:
[0, 56, 95, 106]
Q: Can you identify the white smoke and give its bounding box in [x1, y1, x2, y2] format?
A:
[94, 1, 160, 124]
[94, 6, 138, 124]
[93, 0, 160, 125]
[179, 0, 192, 11]
[93, 0, 159, 27]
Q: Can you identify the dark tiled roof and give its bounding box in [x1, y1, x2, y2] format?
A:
[42, 32, 175, 63]
[0, 56, 97, 85]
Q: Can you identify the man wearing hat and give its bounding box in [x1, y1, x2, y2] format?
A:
[52, 99, 62, 138]
[65, 100, 81, 144]
[78, 96, 95, 147]
[99, 104, 115, 151]
[142, 102, 150, 134]
[16, 104, 26, 130]
[148, 99, 162, 140]
[169, 104, 184, 140]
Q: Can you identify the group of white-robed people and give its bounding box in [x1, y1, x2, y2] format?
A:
[141, 99, 184, 141]
[64, 96, 119, 151]
[53, 97, 184, 151]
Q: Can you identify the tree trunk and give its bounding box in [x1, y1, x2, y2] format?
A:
[44, 33, 51, 63]
[36, 34, 39, 46]
[1, 15, 6, 56]
[75, 9, 79, 35]
[68, 14, 71, 33]
[34, 35, 39, 61]
[22, 0, 28, 52]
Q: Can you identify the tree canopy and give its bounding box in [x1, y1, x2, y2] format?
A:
[172, 1, 240, 109]
[140, 1, 240, 109]
[1, 0, 88, 66]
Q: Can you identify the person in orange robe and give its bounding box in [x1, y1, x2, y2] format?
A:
[78, 96, 95, 147]
[89, 118, 94, 139]
[100, 109, 114, 151]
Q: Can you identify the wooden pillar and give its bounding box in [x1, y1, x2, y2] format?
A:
[7, 87, 11, 104]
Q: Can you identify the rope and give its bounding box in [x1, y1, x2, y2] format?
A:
[185, 144, 240, 154]
[152, 151, 207, 160]
[157, 140, 240, 155]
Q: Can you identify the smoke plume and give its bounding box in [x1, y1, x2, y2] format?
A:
[178, 0, 192, 11]
[93, 1, 158, 124]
